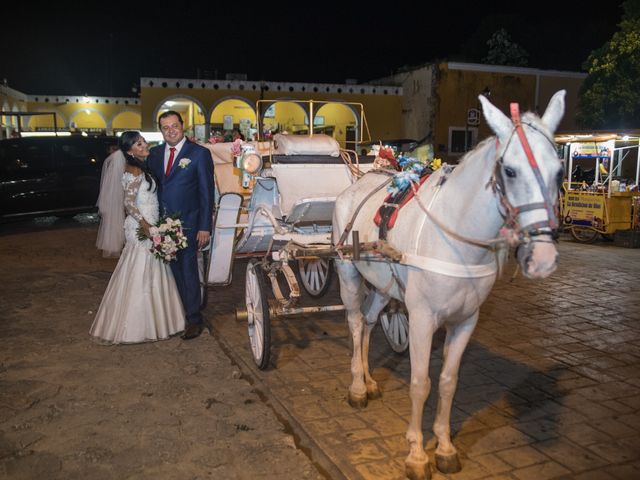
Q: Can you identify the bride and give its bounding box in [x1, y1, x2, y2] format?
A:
[90, 131, 185, 344]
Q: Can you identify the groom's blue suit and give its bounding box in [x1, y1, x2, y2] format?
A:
[148, 139, 214, 326]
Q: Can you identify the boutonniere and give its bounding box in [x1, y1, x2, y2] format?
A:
[179, 158, 191, 169]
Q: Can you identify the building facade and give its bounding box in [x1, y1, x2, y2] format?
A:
[374, 62, 586, 162]
[2, 62, 588, 162]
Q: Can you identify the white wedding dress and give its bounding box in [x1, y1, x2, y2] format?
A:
[90, 172, 185, 344]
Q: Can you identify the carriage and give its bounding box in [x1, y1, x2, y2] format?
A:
[558, 133, 640, 243]
[200, 93, 567, 479]
[200, 100, 409, 369]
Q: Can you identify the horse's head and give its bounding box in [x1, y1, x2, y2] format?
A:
[479, 90, 566, 279]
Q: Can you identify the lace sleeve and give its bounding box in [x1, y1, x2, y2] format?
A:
[123, 174, 144, 222]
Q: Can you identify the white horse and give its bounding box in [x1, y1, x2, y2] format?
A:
[332, 91, 566, 480]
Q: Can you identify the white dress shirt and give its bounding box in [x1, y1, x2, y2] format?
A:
[163, 137, 187, 172]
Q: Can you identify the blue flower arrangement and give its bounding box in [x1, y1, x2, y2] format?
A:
[388, 156, 430, 195]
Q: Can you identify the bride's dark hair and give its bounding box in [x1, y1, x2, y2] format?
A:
[119, 130, 156, 191]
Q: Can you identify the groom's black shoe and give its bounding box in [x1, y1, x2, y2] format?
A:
[181, 323, 204, 340]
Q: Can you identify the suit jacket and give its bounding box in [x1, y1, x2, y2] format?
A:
[148, 139, 215, 240]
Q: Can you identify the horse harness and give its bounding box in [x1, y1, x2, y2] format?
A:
[374, 169, 432, 240]
[335, 103, 559, 278]
[490, 103, 560, 244]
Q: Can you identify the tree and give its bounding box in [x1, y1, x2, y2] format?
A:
[578, 0, 640, 129]
[482, 28, 529, 67]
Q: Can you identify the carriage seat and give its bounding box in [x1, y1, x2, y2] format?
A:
[273, 133, 340, 156]
[271, 152, 376, 219]
[270, 153, 376, 164]
[203, 141, 259, 196]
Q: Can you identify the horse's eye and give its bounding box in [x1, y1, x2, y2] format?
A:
[504, 166, 517, 178]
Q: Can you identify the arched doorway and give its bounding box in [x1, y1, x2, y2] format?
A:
[155, 96, 206, 141]
[112, 111, 142, 132]
[314, 102, 360, 149]
[69, 109, 107, 133]
[258, 100, 308, 138]
[209, 98, 256, 140]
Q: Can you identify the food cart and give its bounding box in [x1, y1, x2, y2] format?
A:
[557, 133, 640, 243]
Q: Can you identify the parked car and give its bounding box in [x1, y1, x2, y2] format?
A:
[0, 135, 118, 221]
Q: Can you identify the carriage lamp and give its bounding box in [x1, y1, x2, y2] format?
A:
[235, 144, 263, 189]
[241, 152, 263, 174]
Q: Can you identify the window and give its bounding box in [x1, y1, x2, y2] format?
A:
[448, 127, 478, 156]
[0, 140, 53, 174]
[55, 140, 93, 167]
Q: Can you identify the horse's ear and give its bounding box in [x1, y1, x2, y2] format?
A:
[541, 90, 566, 133]
[479, 95, 512, 140]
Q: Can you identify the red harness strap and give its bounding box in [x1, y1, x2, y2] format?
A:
[509, 103, 558, 229]
[374, 173, 432, 229]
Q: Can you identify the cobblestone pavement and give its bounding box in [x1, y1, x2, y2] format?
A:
[0, 221, 325, 480]
[209, 237, 640, 480]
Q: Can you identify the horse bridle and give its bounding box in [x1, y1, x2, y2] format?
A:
[491, 103, 560, 244]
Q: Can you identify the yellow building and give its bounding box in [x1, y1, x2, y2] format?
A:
[139, 77, 404, 148]
[25, 94, 142, 134]
[3, 62, 588, 160]
[374, 62, 587, 162]
[1, 85, 29, 138]
[1, 85, 142, 138]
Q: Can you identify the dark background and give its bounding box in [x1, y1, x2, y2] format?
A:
[1, 1, 624, 97]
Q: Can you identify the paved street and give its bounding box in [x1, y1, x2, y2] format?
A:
[0, 220, 324, 480]
[1, 217, 639, 479]
[210, 237, 640, 480]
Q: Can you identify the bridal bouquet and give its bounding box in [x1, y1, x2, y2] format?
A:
[138, 214, 188, 263]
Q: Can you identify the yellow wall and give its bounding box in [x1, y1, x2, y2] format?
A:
[1, 89, 28, 136]
[315, 103, 357, 145]
[434, 64, 585, 162]
[23, 101, 141, 131]
[27, 111, 66, 129]
[71, 111, 107, 129]
[270, 101, 308, 133]
[210, 99, 256, 125]
[141, 87, 403, 143]
[435, 65, 536, 157]
[112, 111, 142, 130]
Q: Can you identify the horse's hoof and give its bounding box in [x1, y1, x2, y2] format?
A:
[367, 385, 382, 400]
[405, 459, 431, 480]
[435, 452, 461, 474]
[348, 392, 368, 409]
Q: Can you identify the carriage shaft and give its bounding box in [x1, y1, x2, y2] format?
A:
[276, 304, 345, 317]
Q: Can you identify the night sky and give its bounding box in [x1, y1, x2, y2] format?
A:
[2, 1, 624, 97]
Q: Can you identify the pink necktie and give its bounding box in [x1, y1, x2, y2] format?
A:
[165, 147, 176, 177]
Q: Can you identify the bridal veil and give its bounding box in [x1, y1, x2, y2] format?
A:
[96, 149, 126, 257]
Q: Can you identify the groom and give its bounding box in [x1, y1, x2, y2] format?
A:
[149, 111, 214, 340]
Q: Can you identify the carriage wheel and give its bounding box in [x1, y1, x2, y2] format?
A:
[245, 260, 271, 370]
[380, 302, 409, 354]
[297, 258, 333, 298]
[570, 226, 599, 243]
